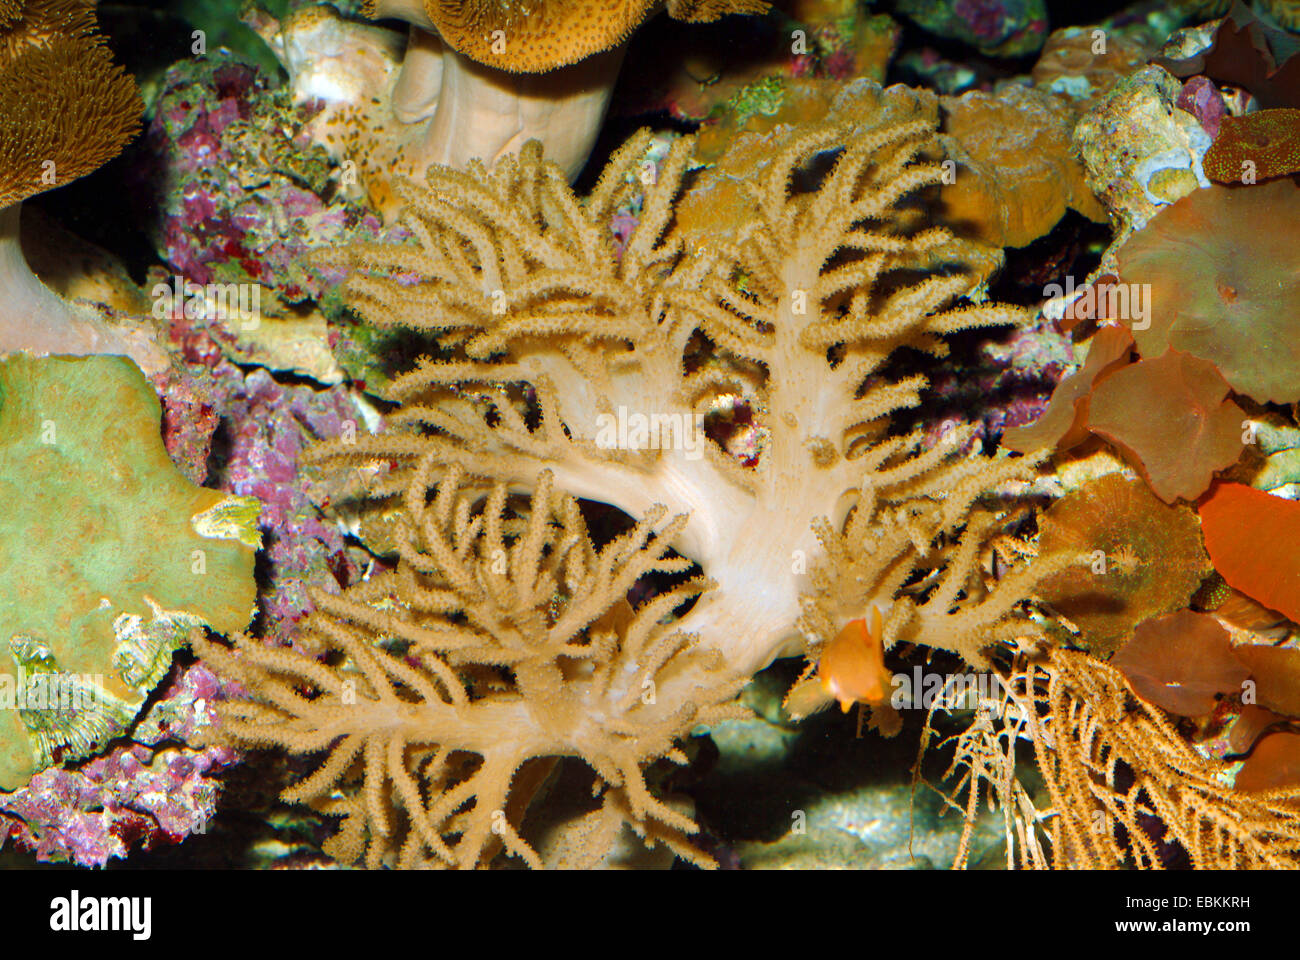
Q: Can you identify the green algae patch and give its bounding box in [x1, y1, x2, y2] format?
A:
[0, 355, 260, 790]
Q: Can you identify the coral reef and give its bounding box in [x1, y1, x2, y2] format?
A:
[7, 0, 1300, 875]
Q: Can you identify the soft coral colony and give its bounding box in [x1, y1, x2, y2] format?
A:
[149, 3, 1300, 868]
[197, 91, 1080, 867]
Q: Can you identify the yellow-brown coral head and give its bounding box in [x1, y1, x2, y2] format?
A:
[0, 21, 141, 207]
[1, 1, 98, 58]
[366, 0, 769, 72]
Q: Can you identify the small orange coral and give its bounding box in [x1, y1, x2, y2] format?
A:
[1086, 349, 1246, 503]
[1203, 108, 1300, 183]
[1198, 482, 1300, 623]
[1110, 610, 1248, 716]
[1115, 180, 1300, 404]
[1036, 474, 1211, 656]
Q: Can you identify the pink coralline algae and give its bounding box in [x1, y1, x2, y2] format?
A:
[162, 317, 363, 642]
[151, 368, 219, 485]
[1176, 76, 1227, 138]
[0, 663, 236, 866]
[919, 319, 1075, 449]
[0, 316, 368, 865]
[134, 58, 384, 304]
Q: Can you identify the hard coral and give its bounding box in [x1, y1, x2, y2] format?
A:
[1115, 179, 1300, 404]
[0, 355, 259, 790]
[205, 110, 1071, 866]
[936, 85, 1106, 249]
[1031, 25, 1146, 108]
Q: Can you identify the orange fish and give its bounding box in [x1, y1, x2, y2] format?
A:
[819, 607, 892, 713]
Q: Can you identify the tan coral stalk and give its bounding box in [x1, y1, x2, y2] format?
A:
[414, 44, 625, 177]
[390, 24, 443, 123]
[363, 0, 767, 182]
[0, 203, 158, 369]
[0, 14, 162, 371]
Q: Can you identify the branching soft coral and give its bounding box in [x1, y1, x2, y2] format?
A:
[196, 463, 745, 868]
[209, 104, 1080, 866]
[315, 115, 1066, 675]
[932, 648, 1300, 869]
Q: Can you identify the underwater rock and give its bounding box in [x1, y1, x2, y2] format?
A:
[1075, 64, 1213, 236]
[163, 317, 364, 643]
[137, 57, 393, 384]
[922, 318, 1076, 449]
[895, 0, 1048, 58]
[1176, 75, 1228, 138]
[0, 662, 237, 866]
